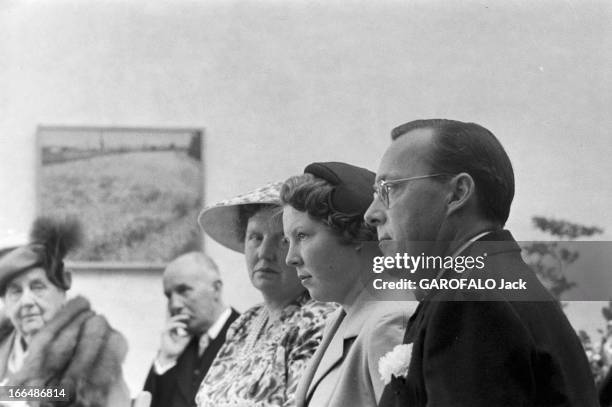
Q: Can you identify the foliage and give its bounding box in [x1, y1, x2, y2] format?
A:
[593, 301, 612, 384]
[525, 217, 608, 382]
[532, 216, 603, 239]
[524, 217, 603, 301]
[580, 328, 607, 384]
[581, 300, 612, 386]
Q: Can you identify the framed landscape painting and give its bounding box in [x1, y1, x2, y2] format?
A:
[37, 126, 204, 266]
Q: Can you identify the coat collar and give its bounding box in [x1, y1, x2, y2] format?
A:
[295, 306, 344, 407]
[299, 307, 346, 405]
[341, 289, 381, 339]
[0, 330, 16, 381]
[301, 290, 391, 403]
[460, 229, 521, 258]
[174, 308, 240, 402]
[418, 229, 520, 301]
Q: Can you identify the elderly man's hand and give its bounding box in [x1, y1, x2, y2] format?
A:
[158, 314, 191, 365]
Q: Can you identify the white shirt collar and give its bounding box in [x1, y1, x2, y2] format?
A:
[8, 331, 27, 374]
[435, 231, 493, 280]
[450, 231, 493, 258]
[205, 307, 232, 340]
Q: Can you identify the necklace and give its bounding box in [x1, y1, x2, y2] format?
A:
[242, 306, 270, 354]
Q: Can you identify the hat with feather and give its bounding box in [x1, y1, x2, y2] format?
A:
[0, 216, 82, 296]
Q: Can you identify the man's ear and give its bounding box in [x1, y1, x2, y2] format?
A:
[446, 172, 475, 216]
[212, 279, 223, 293]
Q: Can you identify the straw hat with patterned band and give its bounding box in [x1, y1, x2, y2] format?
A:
[197, 182, 283, 253]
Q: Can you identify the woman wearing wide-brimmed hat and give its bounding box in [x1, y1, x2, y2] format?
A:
[195, 182, 336, 407]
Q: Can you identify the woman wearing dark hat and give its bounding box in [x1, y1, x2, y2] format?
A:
[0, 217, 146, 407]
[195, 183, 336, 407]
[281, 162, 413, 407]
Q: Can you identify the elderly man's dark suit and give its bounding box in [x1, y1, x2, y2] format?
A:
[378, 230, 598, 407]
[144, 309, 239, 407]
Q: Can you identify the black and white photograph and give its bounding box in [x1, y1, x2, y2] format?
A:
[1, 1, 611, 406]
[38, 126, 203, 264]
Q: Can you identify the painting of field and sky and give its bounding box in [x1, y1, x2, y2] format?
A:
[38, 127, 204, 263]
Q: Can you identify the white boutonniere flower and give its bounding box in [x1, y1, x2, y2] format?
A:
[378, 343, 413, 385]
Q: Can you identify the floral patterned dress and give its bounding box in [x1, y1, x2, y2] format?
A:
[196, 292, 336, 407]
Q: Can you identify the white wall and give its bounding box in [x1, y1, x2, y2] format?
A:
[2, 0, 612, 394]
[69, 268, 166, 393]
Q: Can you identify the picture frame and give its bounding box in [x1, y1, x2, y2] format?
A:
[36, 125, 205, 269]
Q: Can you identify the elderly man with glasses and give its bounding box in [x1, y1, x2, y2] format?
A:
[365, 119, 597, 407]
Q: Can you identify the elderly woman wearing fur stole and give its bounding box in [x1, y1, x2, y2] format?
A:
[0, 217, 141, 407]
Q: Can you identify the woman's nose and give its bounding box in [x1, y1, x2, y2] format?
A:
[364, 198, 386, 227]
[257, 236, 278, 261]
[285, 245, 302, 267]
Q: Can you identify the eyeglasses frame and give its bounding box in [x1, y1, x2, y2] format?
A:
[373, 173, 451, 209]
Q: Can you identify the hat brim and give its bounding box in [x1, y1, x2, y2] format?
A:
[0, 245, 43, 294]
[197, 182, 283, 253]
[0, 232, 28, 253]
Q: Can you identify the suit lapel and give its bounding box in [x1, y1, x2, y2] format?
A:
[294, 308, 345, 406]
[172, 308, 240, 404]
[0, 331, 15, 380]
[307, 312, 346, 398]
[304, 292, 379, 404]
[173, 337, 198, 403]
[198, 309, 240, 380]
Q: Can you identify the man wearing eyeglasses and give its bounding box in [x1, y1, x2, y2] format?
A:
[365, 119, 597, 407]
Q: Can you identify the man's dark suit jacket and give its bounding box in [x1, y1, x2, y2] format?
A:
[378, 230, 598, 407]
[144, 308, 240, 407]
[599, 367, 612, 406]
